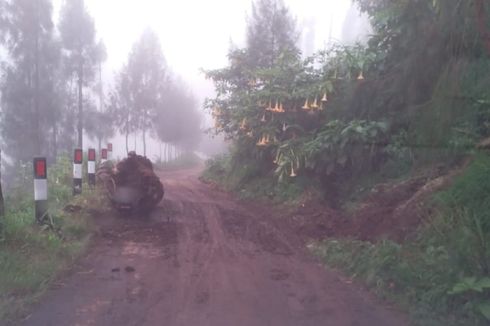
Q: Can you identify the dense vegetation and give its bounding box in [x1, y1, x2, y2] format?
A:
[203, 0, 490, 324]
[204, 0, 490, 204]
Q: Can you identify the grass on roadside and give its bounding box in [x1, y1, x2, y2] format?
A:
[0, 156, 107, 324]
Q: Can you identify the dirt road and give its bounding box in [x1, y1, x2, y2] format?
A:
[23, 168, 407, 326]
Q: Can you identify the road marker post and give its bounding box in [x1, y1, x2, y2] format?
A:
[101, 148, 108, 164]
[73, 148, 83, 195]
[88, 148, 96, 187]
[107, 143, 113, 161]
[33, 157, 48, 224]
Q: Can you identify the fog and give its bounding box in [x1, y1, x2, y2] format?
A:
[53, 0, 367, 159]
[54, 0, 355, 82]
[0, 0, 371, 165]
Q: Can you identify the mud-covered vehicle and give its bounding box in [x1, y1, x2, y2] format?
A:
[96, 152, 164, 214]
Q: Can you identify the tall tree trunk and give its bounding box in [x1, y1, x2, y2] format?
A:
[0, 150, 4, 220]
[77, 58, 84, 149]
[125, 130, 129, 154]
[134, 133, 137, 152]
[142, 128, 147, 157]
[125, 114, 130, 154]
[142, 109, 148, 157]
[159, 142, 162, 162]
[52, 124, 58, 162]
[99, 61, 104, 111]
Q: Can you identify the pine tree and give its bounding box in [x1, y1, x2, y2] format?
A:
[85, 41, 111, 152]
[58, 0, 98, 149]
[0, 0, 61, 162]
[246, 0, 299, 68]
[124, 29, 168, 157]
[109, 68, 134, 154]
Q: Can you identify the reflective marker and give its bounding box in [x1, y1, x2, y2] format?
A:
[88, 148, 96, 187]
[33, 157, 48, 224]
[101, 148, 108, 164]
[107, 143, 113, 161]
[73, 149, 83, 195]
[34, 179, 48, 201]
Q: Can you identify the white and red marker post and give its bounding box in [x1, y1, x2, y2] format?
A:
[33, 157, 48, 224]
[107, 143, 113, 161]
[88, 148, 96, 187]
[73, 148, 83, 195]
[101, 148, 108, 164]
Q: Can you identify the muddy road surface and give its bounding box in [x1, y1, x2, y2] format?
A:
[23, 168, 407, 326]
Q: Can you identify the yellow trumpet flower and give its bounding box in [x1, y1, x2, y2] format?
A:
[277, 102, 285, 113]
[264, 134, 270, 144]
[302, 98, 310, 110]
[290, 164, 297, 178]
[321, 92, 328, 103]
[256, 136, 266, 147]
[266, 100, 273, 111]
[357, 71, 365, 80]
[311, 97, 319, 109]
[274, 99, 280, 112]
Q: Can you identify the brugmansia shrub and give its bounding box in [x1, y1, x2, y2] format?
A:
[274, 120, 388, 181]
[204, 44, 385, 191]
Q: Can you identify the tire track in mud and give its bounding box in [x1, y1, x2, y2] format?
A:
[23, 167, 408, 326]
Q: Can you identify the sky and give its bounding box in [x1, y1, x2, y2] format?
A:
[52, 0, 366, 158]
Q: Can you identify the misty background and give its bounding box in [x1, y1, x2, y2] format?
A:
[0, 0, 371, 174]
[50, 0, 370, 159]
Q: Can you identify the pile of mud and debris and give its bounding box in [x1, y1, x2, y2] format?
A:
[97, 152, 164, 214]
[283, 167, 466, 243]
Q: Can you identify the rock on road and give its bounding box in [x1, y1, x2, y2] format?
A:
[23, 167, 407, 326]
